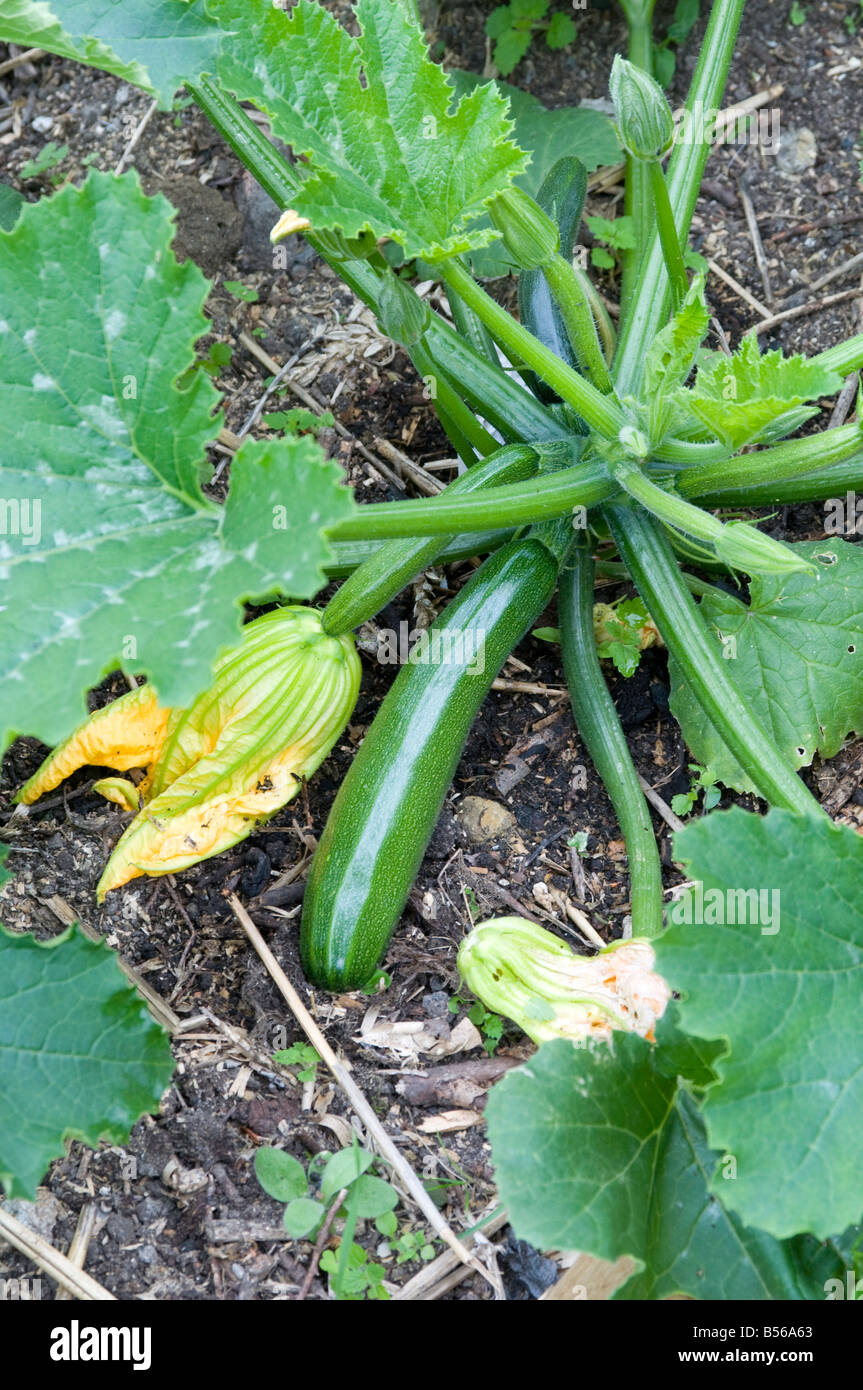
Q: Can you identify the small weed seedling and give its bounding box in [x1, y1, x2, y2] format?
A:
[584, 213, 636, 272]
[670, 763, 722, 818]
[255, 1139, 400, 1300]
[19, 142, 69, 182]
[485, 0, 576, 77]
[272, 1041, 321, 1084]
[449, 994, 505, 1055]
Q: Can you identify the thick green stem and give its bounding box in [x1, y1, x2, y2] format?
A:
[613, 0, 747, 394]
[559, 541, 664, 937]
[543, 255, 615, 392]
[648, 159, 689, 310]
[446, 285, 500, 366]
[811, 334, 863, 378]
[573, 263, 617, 362]
[328, 457, 616, 541]
[614, 458, 808, 574]
[325, 530, 513, 577]
[421, 314, 570, 443]
[439, 259, 625, 438]
[620, 1, 657, 316]
[322, 444, 540, 635]
[604, 505, 824, 817]
[678, 422, 863, 501]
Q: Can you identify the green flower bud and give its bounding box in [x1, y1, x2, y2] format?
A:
[487, 187, 560, 270]
[376, 274, 430, 347]
[609, 55, 675, 161]
[714, 521, 815, 577]
[457, 916, 671, 1045]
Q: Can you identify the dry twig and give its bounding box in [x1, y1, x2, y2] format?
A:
[0, 1207, 115, 1301]
[738, 175, 773, 308]
[750, 286, 863, 338]
[114, 99, 158, 176]
[637, 774, 686, 834]
[55, 1203, 99, 1302]
[228, 893, 497, 1292]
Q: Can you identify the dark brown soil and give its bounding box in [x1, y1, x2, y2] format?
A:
[0, 0, 861, 1302]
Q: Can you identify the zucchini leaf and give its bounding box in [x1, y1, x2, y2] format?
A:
[0, 0, 222, 107]
[684, 334, 843, 449]
[669, 540, 863, 792]
[210, 0, 527, 262]
[485, 1027, 845, 1298]
[643, 272, 710, 443]
[0, 924, 174, 1199]
[448, 70, 620, 279]
[658, 807, 863, 1240]
[0, 170, 356, 749]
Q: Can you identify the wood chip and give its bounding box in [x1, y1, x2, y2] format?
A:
[417, 1109, 483, 1133]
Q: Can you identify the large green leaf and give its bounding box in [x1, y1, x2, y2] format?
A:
[0, 0, 222, 107]
[659, 807, 863, 1240]
[669, 540, 863, 792]
[210, 0, 526, 263]
[485, 1031, 841, 1298]
[0, 924, 174, 1199]
[0, 169, 356, 748]
[448, 70, 621, 279]
[684, 335, 843, 449]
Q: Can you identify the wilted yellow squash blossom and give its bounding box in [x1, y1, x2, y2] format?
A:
[17, 607, 361, 900]
[457, 916, 671, 1045]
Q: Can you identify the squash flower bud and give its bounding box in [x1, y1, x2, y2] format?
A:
[17, 608, 361, 899]
[376, 273, 430, 348]
[609, 55, 675, 162]
[457, 916, 671, 1045]
[487, 187, 560, 270]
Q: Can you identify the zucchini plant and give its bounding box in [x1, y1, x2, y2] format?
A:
[2, 0, 863, 1296]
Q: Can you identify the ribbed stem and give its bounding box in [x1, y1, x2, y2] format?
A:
[620, 0, 657, 316]
[678, 422, 863, 500]
[605, 505, 824, 817]
[559, 541, 663, 937]
[439, 259, 625, 438]
[649, 159, 689, 310]
[328, 458, 616, 541]
[543, 255, 615, 392]
[812, 334, 863, 377]
[613, 0, 747, 394]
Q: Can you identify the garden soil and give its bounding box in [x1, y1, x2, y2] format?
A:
[0, 0, 861, 1301]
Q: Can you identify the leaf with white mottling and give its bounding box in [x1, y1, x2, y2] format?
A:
[0, 170, 356, 748]
[210, 0, 527, 262]
[0, 923, 174, 1199]
[0, 0, 222, 107]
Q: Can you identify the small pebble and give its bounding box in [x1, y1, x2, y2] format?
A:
[422, 990, 449, 1018]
